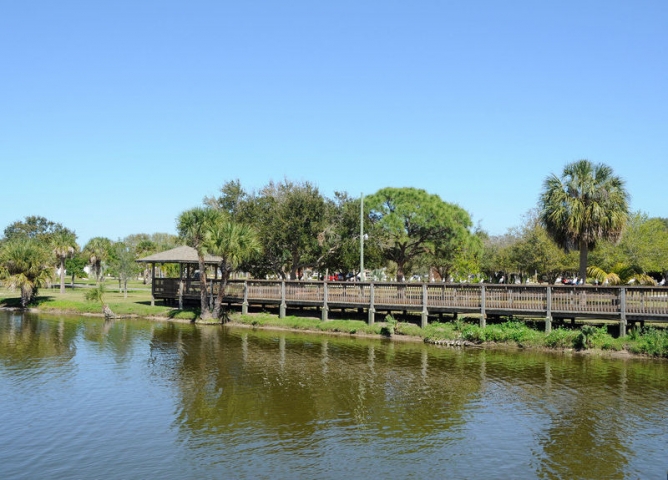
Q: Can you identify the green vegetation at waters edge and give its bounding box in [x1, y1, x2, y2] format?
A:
[2, 282, 668, 357]
[234, 313, 668, 358]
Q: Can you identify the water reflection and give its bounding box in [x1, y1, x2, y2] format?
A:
[150, 326, 668, 478]
[1, 312, 667, 479]
[0, 312, 77, 373]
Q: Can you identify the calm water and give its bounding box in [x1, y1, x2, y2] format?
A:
[0, 311, 666, 479]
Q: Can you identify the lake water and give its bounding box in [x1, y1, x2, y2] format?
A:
[0, 311, 666, 479]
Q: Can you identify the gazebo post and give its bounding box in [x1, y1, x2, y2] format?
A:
[179, 264, 184, 310]
[150, 262, 155, 307]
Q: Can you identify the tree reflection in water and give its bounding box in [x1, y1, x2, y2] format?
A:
[1, 313, 666, 479]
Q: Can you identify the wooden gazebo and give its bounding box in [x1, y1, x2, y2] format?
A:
[136, 246, 222, 308]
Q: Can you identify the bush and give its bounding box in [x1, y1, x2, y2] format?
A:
[630, 327, 668, 357]
[545, 328, 579, 349]
[461, 324, 485, 343]
[574, 325, 600, 350]
[381, 314, 397, 336]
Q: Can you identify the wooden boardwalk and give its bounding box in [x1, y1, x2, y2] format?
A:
[152, 278, 668, 334]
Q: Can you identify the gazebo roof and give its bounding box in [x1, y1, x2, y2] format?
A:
[136, 245, 222, 264]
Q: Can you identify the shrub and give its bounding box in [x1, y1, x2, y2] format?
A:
[545, 328, 579, 349]
[461, 324, 485, 343]
[382, 314, 397, 336]
[630, 327, 668, 357]
[574, 325, 601, 350]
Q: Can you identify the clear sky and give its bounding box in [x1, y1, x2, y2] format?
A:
[2, 1, 666, 246]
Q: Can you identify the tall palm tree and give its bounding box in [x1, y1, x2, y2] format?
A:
[177, 207, 221, 320]
[206, 220, 261, 320]
[539, 160, 629, 281]
[83, 237, 113, 284]
[51, 229, 79, 294]
[0, 238, 52, 307]
[136, 239, 157, 284]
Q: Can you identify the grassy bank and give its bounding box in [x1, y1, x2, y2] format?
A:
[230, 311, 668, 358]
[2, 283, 668, 358]
[0, 281, 198, 321]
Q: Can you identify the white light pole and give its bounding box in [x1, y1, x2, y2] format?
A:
[360, 192, 365, 282]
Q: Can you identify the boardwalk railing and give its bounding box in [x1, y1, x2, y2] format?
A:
[151, 278, 668, 334]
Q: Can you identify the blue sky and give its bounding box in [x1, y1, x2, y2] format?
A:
[2, 1, 666, 246]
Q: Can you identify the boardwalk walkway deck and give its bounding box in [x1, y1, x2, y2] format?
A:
[151, 278, 668, 335]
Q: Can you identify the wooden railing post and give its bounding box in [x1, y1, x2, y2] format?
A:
[619, 287, 627, 337]
[242, 280, 249, 315]
[322, 281, 329, 322]
[279, 281, 286, 319]
[368, 282, 375, 325]
[480, 284, 486, 328]
[421, 284, 429, 328]
[545, 286, 552, 334]
[508, 287, 513, 309]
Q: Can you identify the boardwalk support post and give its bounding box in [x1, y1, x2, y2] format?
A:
[619, 287, 627, 337]
[368, 283, 375, 325]
[545, 286, 552, 334]
[322, 281, 329, 322]
[480, 284, 486, 328]
[279, 281, 286, 319]
[421, 284, 429, 328]
[242, 280, 249, 315]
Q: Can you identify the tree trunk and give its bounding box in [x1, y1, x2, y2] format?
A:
[579, 241, 588, 282]
[198, 257, 212, 320]
[290, 253, 299, 280]
[212, 266, 229, 320]
[396, 262, 406, 282]
[59, 258, 66, 294]
[95, 261, 103, 285]
[21, 286, 30, 308]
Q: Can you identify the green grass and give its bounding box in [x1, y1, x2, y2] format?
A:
[0, 280, 177, 317]
[232, 312, 385, 335]
[2, 281, 668, 357]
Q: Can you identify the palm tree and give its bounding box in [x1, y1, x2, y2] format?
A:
[83, 237, 113, 284]
[539, 160, 629, 281]
[587, 264, 656, 286]
[176, 207, 221, 320]
[0, 238, 52, 307]
[206, 221, 261, 320]
[51, 229, 79, 294]
[136, 239, 157, 284]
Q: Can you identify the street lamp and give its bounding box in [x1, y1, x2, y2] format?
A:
[360, 193, 367, 281]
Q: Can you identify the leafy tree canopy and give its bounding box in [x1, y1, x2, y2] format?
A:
[366, 187, 475, 282]
[507, 210, 574, 283]
[3, 215, 74, 245]
[210, 179, 335, 279]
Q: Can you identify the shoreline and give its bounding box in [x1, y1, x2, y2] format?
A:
[2, 305, 662, 361]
